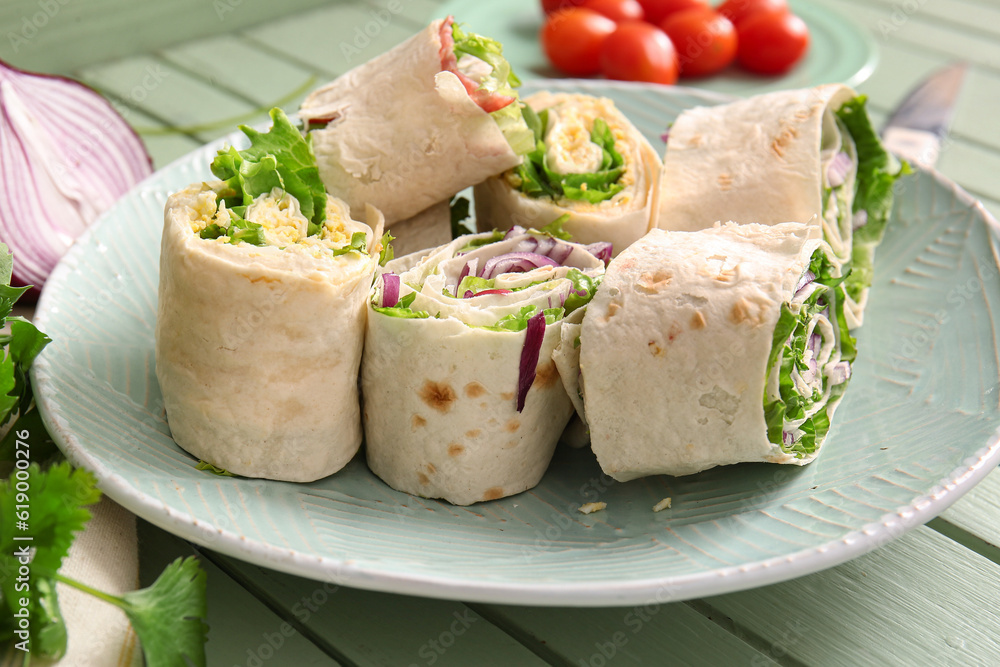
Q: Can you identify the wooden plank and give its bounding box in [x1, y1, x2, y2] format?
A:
[844, 0, 1000, 42]
[137, 520, 340, 666]
[813, 0, 1000, 74]
[203, 551, 552, 667]
[937, 466, 1000, 564]
[702, 526, 1000, 665]
[159, 33, 321, 111]
[472, 602, 779, 666]
[0, 0, 334, 75]
[75, 54, 269, 144]
[242, 3, 420, 79]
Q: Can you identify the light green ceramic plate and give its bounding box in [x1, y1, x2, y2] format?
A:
[33, 82, 1000, 606]
[439, 0, 878, 96]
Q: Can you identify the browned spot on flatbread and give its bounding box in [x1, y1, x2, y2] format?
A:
[667, 322, 682, 343]
[417, 472, 430, 485]
[500, 392, 515, 401]
[448, 443, 465, 457]
[717, 173, 733, 191]
[419, 380, 457, 413]
[245, 274, 280, 284]
[691, 311, 707, 329]
[483, 487, 504, 501]
[426, 463, 436, 474]
[465, 429, 481, 438]
[648, 340, 663, 357]
[504, 440, 519, 449]
[729, 297, 766, 326]
[770, 125, 800, 158]
[686, 132, 704, 148]
[464, 381, 487, 398]
[714, 266, 737, 283]
[505, 418, 521, 433]
[637, 270, 672, 293]
[533, 361, 559, 389]
[607, 302, 621, 318]
[412, 414, 426, 428]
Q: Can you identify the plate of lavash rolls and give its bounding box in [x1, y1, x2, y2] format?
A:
[32, 18, 1000, 605]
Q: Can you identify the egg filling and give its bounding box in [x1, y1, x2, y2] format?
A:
[189, 186, 370, 259]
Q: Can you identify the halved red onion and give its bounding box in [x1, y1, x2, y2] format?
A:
[0, 59, 152, 288]
[827, 151, 851, 188]
[516, 310, 546, 412]
[480, 252, 558, 280]
[381, 273, 400, 307]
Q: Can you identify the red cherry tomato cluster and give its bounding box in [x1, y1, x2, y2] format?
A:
[540, 0, 810, 82]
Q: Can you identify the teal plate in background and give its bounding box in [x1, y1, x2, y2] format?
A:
[439, 0, 878, 97]
[32, 82, 1000, 606]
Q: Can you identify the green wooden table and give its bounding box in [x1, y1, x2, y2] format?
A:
[4, 0, 1000, 664]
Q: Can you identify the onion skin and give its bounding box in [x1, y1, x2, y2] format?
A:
[0, 58, 152, 288]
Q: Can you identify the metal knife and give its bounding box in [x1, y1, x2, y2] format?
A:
[880, 61, 967, 168]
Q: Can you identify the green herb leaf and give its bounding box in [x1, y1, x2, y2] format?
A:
[379, 231, 395, 267]
[450, 195, 474, 239]
[331, 232, 368, 257]
[196, 460, 233, 477]
[121, 557, 208, 667]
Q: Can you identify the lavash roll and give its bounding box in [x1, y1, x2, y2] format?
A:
[475, 92, 661, 255]
[657, 84, 905, 327]
[362, 228, 605, 505]
[581, 222, 854, 481]
[299, 18, 525, 225]
[155, 182, 383, 482]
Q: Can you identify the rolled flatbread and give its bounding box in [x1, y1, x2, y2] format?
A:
[657, 85, 906, 327]
[581, 222, 855, 480]
[362, 227, 605, 504]
[156, 183, 383, 482]
[299, 17, 532, 225]
[475, 91, 661, 255]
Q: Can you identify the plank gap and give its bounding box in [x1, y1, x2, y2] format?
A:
[684, 599, 810, 667]
[462, 603, 577, 667]
[927, 516, 1000, 566]
[194, 546, 361, 667]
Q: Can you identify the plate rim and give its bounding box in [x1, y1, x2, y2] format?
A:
[31, 82, 1000, 607]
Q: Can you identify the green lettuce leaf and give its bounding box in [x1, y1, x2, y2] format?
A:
[564, 269, 602, 314]
[451, 24, 533, 156]
[372, 292, 430, 319]
[836, 96, 912, 300]
[483, 305, 564, 332]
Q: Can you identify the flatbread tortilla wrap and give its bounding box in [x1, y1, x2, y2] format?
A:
[581, 223, 855, 480]
[155, 110, 384, 482]
[475, 91, 661, 255]
[299, 17, 532, 225]
[657, 85, 907, 326]
[362, 227, 606, 505]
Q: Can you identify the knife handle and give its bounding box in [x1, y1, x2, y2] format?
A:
[882, 127, 941, 167]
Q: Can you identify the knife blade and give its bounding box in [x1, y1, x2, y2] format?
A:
[880, 62, 967, 168]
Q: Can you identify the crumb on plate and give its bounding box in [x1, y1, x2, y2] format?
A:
[578, 502, 607, 515]
[653, 497, 672, 512]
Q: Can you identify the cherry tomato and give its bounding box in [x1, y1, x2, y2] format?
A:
[660, 8, 737, 77]
[541, 8, 618, 76]
[715, 0, 788, 27]
[599, 21, 680, 84]
[542, 0, 589, 15]
[736, 11, 809, 74]
[581, 0, 645, 22]
[637, 0, 710, 25]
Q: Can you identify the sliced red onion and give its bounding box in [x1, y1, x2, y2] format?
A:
[503, 225, 527, 240]
[0, 59, 152, 287]
[516, 310, 546, 412]
[381, 273, 400, 307]
[794, 270, 815, 295]
[660, 130, 670, 143]
[467, 288, 512, 298]
[480, 252, 558, 279]
[828, 361, 851, 385]
[852, 210, 868, 230]
[458, 257, 478, 283]
[512, 236, 539, 253]
[585, 242, 613, 265]
[827, 151, 851, 188]
[547, 241, 573, 265]
[782, 430, 796, 447]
